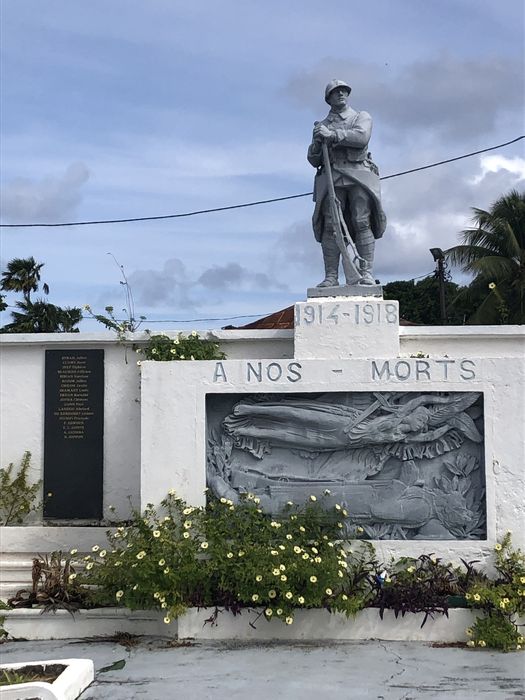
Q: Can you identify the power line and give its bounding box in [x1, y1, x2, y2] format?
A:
[1, 135, 523, 229]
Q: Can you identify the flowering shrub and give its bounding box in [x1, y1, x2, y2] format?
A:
[465, 532, 525, 651]
[77, 492, 378, 626]
[137, 331, 225, 363]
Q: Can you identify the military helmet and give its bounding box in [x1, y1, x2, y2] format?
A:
[324, 79, 351, 103]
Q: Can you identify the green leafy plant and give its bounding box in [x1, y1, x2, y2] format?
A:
[137, 331, 226, 363]
[7, 552, 91, 614]
[0, 452, 42, 525]
[465, 532, 525, 651]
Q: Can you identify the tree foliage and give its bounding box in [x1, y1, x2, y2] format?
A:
[446, 189, 525, 324]
[0, 257, 82, 333]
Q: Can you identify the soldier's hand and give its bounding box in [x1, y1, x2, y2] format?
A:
[313, 124, 333, 141]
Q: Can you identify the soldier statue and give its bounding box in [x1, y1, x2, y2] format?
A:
[308, 79, 387, 288]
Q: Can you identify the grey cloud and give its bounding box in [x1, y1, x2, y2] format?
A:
[198, 263, 246, 290]
[128, 258, 197, 309]
[0, 162, 89, 223]
[198, 263, 286, 291]
[285, 55, 523, 143]
[128, 258, 287, 311]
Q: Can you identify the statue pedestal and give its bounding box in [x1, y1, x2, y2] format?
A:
[307, 284, 382, 298]
[294, 297, 399, 359]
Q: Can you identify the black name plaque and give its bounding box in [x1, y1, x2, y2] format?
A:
[44, 349, 104, 519]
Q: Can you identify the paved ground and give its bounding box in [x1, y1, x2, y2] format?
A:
[1, 637, 523, 699]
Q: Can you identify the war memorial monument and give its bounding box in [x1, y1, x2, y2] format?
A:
[141, 80, 499, 551]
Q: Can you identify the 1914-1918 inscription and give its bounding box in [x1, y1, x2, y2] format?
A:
[44, 349, 104, 519]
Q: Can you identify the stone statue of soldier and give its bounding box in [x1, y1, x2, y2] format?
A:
[308, 79, 387, 287]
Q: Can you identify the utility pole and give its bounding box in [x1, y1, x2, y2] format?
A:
[429, 248, 447, 325]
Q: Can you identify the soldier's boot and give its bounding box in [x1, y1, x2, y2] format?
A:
[317, 235, 340, 287]
[356, 225, 376, 286]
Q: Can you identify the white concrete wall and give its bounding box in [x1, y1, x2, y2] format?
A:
[0, 330, 293, 522]
[1, 324, 523, 528]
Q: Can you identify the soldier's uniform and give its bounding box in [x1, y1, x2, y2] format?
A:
[308, 80, 387, 286]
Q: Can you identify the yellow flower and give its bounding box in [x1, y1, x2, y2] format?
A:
[159, 559, 166, 566]
[183, 532, 190, 539]
[357, 526, 364, 533]
[517, 644, 522, 650]
[314, 557, 322, 563]
[299, 526, 306, 532]
[99, 550, 107, 558]
[310, 576, 317, 583]
[294, 546, 301, 554]
[271, 550, 278, 556]
[494, 543, 502, 551]
[132, 584, 138, 590]
[279, 564, 286, 571]
[137, 551, 146, 560]
[253, 497, 260, 504]
[466, 628, 473, 636]
[407, 566, 416, 573]
[302, 553, 309, 560]
[272, 568, 280, 576]
[86, 562, 94, 570]
[499, 601, 506, 608]
[503, 598, 510, 604]
[309, 495, 317, 502]
[473, 593, 481, 602]
[255, 575, 263, 582]
[278, 545, 285, 551]
[520, 577, 525, 584]
[297, 596, 305, 604]
[268, 589, 277, 598]
[183, 520, 192, 529]
[286, 534, 293, 540]
[252, 594, 259, 602]
[338, 571, 344, 578]
[311, 547, 318, 554]
[467, 640, 475, 647]
[265, 608, 273, 617]
[92, 545, 100, 552]
[280, 575, 287, 582]
[227, 553, 234, 559]
[153, 592, 160, 599]
[161, 602, 167, 609]
[70, 548, 78, 555]
[116, 590, 124, 599]
[200, 541, 209, 549]
[285, 616, 293, 625]
[488, 282, 496, 290]
[68, 573, 77, 581]
[163, 567, 170, 574]
[478, 640, 486, 648]
[335, 504, 341, 511]
[325, 588, 333, 595]
[164, 616, 171, 624]
[465, 593, 471, 600]
[153, 530, 161, 538]
[285, 592, 293, 600]
[276, 608, 283, 616]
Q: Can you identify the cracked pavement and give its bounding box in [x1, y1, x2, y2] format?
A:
[1, 637, 523, 699]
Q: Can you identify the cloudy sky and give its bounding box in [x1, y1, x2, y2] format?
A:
[1, 0, 524, 330]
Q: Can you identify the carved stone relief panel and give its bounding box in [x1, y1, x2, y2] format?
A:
[206, 391, 486, 540]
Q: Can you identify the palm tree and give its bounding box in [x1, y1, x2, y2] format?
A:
[446, 190, 525, 324]
[1, 299, 82, 333]
[0, 257, 49, 303]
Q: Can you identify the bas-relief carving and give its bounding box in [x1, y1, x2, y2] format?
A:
[206, 391, 486, 540]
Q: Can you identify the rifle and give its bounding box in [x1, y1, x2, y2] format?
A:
[320, 140, 363, 285]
